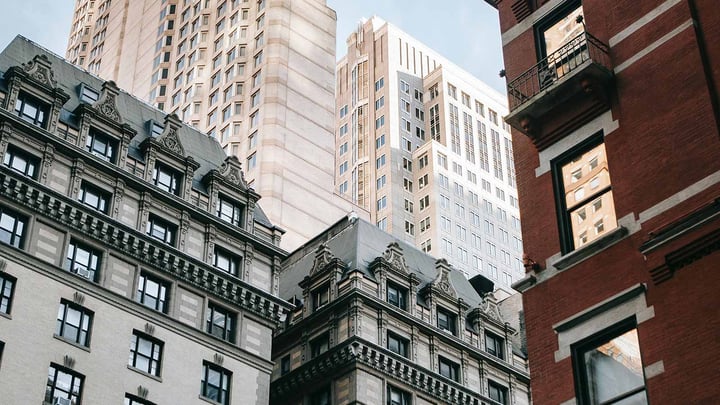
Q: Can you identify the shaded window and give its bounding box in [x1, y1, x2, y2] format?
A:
[216, 195, 244, 227]
[152, 162, 181, 195]
[86, 129, 118, 162]
[44, 364, 84, 405]
[15, 92, 49, 128]
[309, 385, 331, 405]
[78, 181, 110, 214]
[206, 302, 236, 343]
[56, 300, 93, 347]
[387, 385, 411, 405]
[201, 362, 231, 405]
[387, 282, 407, 311]
[312, 285, 329, 310]
[280, 355, 290, 375]
[438, 356, 460, 382]
[387, 331, 409, 358]
[0, 206, 27, 249]
[129, 331, 163, 376]
[0, 272, 16, 315]
[485, 331, 505, 360]
[65, 240, 101, 281]
[437, 307, 457, 335]
[214, 246, 241, 276]
[572, 319, 648, 405]
[488, 380, 508, 405]
[310, 333, 329, 358]
[136, 272, 169, 313]
[146, 214, 177, 246]
[3, 145, 39, 179]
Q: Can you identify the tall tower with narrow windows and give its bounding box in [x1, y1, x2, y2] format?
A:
[66, 0, 366, 250]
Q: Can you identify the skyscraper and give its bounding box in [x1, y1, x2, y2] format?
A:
[66, 0, 365, 250]
[335, 18, 524, 290]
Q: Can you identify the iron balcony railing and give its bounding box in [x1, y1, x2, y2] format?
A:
[507, 31, 611, 111]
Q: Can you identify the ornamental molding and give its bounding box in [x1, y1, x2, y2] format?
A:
[93, 81, 122, 123]
[381, 242, 409, 274]
[429, 258, 458, 299]
[310, 243, 336, 277]
[21, 54, 57, 88]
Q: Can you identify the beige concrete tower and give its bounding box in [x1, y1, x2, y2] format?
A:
[67, 0, 366, 250]
[336, 17, 524, 291]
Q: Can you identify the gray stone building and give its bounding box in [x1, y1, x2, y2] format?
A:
[271, 216, 531, 405]
[0, 36, 290, 405]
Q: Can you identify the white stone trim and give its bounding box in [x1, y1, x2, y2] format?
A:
[553, 284, 653, 362]
[615, 19, 693, 74]
[609, 0, 683, 46]
[638, 170, 720, 223]
[560, 398, 577, 405]
[644, 360, 665, 379]
[501, 0, 567, 46]
[535, 110, 619, 177]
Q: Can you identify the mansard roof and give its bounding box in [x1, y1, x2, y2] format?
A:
[0, 35, 274, 229]
[279, 216, 484, 307]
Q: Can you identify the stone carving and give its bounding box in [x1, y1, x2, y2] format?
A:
[431, 258, 457, 299]
[310, 243, 335, 276]
[22, 55, 57, 88]
[93, 85, 122, 123]
[480, 294, 504, 324]
[382, 242, 409, 273]
[216, 156, 247, 189]
[158, 128, 184, 156]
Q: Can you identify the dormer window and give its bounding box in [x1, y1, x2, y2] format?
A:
[437, 307, 457, 335]
[485, 331, 505, 360]
[312, 285, 329, 310]
[14, 91, 49, 128]
[387, 282, 407, 311]
[151, 121, 165, 137]
[216, 194, 244, 227]
[86, 128, 118, 163]
[79, 84, 99, 103]
[152, 162, 182, 195]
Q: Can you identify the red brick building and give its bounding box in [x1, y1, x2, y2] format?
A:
[484, 0, 720, 403]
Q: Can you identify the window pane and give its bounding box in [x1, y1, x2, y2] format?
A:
[541, 4, 585, 56]
[584, 329, 645, 404]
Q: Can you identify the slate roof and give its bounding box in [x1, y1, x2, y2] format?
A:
[0, 36, 274, 229]
[280, 215, 485, 308]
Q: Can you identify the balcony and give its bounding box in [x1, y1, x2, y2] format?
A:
[505, 32, 614, 149]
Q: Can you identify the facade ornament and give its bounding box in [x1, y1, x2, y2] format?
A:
[93, 80, 122, 123]
[310, 243, 335, 276]
[63, 355, 75, 369]
[217, 155, 247, 189]
[22, 54, 57, 88]
[382, 242, 409, 273]
[136, 386, 149, 399]
[144, 323, 155, 335]
[213, 353, 224, 365]
[41, 144, 55, 183]
[113, 178, 125, 219]
[72, 291, 85, 305]
[480, 294, 504, 324]
[431, 258, 458, 299]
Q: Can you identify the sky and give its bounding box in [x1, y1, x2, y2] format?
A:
[0, 1, 506, 93]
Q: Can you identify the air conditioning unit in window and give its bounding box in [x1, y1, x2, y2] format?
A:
[54, 397, 72, 405]
[75, 268, 91, 279]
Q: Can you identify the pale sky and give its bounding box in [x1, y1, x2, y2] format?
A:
[0, 1, 505, 93]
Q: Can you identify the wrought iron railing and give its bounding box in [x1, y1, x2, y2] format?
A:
[507, 31, 611, 111]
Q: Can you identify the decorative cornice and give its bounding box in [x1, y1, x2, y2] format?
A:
[0, 167, 291, 326]
[650, 227, 720, 284]
[271, 338, 506, 405]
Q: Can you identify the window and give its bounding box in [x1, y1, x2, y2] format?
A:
[377, 175, 386, 189]
[387, 282, 407, 310]
[3, 145, 39, 179]
[15, 92, 49, 128]
[485, 332, 505, 360]
[0, 272, 16, 315]
[214, 246, 241, 276]
[78, 181, 110, 214]
[488, 380, 508, 405]
[376, 154, 386, 169]
[65, 240, 101, 281]
[201, 362, 232, 405]
[128, 331, 163, 376]
[310, 333, 330, 358]
[387, 331, 409, 357]
[0, 206, 27, 248]
[438, 356, 459, 382]
[387, 385, 411, 405]
[207, 303, 236, 342]
[86, 129, 118, 163]
[125, 394, 158, 405]
[310, 385, 331, 405]
[146, 214, 177, 246]
[152, 163, 181, 195]
[80, 85, 99, 104]
[537, 0, 584, 58]
[217, 195, 245, 227]
[45, 364, 84, 405]
[572, 320, 647, 405]
[377, 196, 387, 210]
[312, 285, 329, 310]
[136, 272, 169, 313]
[280, 355, 290, 375]
[437, 307, 456, 335]
[554, 137, 616, 253]
[56, 301, 93, 347]
[374, 77, 384, 91]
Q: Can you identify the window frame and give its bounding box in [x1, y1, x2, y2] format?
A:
[65, 239, 102, 281]
[128, 330, 164, 377]
[485, 331, 505, 360]
[213, 245, 241, 276]
[15, 91, 49, 128]
[551, 133, 613, 254]
[201, 361, 232, 405]
[45, 363, 84, 405]
[152, 162, 182, 195]
[387, 384, 412, 405]
[310, 333, 330, 358]
[387, 331, 409, 358]
[136, 272, 170, 313]
[78, 181, 111, 214]
[312, 284, 330, 310]
[438, 356, 460, 382]
[386, 281, 408, 311]
[216, 194, 245, 227]
[3, 144, 40, 179]
[206, 302, 236, 343]
[146, 214, 177, 247]
[0, 272, 17, 315]
[488, 380, 509, 405]
[85, 128, 119, 163]
[0, 205, 28, 249]
[56, 299, 94, 347]
[437, 306, 457, 335]
[571, 317, 648, 405]
[124, 393, 158, 405]
[534, 0, 584, 60]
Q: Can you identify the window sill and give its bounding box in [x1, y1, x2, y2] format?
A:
[199, 394, 226, 405]
[53, 334, 91, 352]
[0, 312, 11, 320]
[554, 226, 629, 270]
[127, 365, 163, 382]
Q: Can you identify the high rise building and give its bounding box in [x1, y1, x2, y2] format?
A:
[0, 36, 289, 405]
[271, 215, 531, 405]
[66, 0, 365, 250]
[335, 18, 524, 290]
[485, 0, 720, 403]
